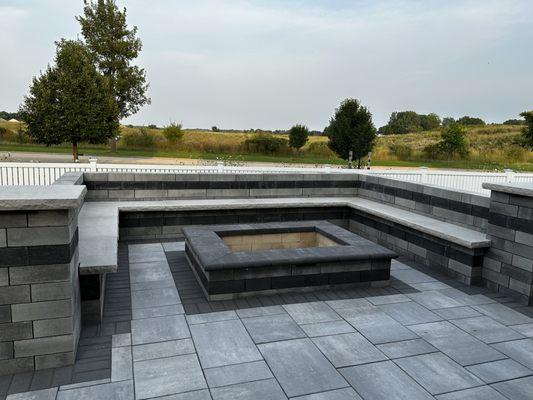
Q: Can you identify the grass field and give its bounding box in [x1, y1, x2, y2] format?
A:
[1, 120, 531, 171]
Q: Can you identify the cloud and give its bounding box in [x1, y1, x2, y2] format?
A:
[1, 0, 532, 129]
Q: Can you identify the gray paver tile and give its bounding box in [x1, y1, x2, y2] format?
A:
[300, 320, 355, 337]
[57, 380, 133, 400]
[379, 302, 442, 325]
[511, 323, 533, 337]
[132, 338, 195, 362]
[365, 294, 411, 305]
[156, 389, 212, 400]
[210, 378, 287, 400]
[131, 314, 190, 345]
[391, 269, 436, 284]
[407, 291, 463, 310]
[6, 388, 57, 400]
[433, 306, 482, 320]
[131, 287, 180, 309]
[191, 319, 262, 369]
[450, 316, 525, 343]
[408, 321, 505, 365]
[129, 262, 173, 284]
[242, 314, 306, 344]
[291, 387, 362, 400]
[204, 360, 273, 388]
[492, 338, 533, 369]
[340, 360, 433, 400]
[133, 353, 207, 399]
[466, 359, 533, 383]
[111, 346, 132, 382]
[187, 310, 238, 325]
[162, 241, 186, 252]
[131, 279, 175, 292]
[437, 289, 496, 306]
[491, 376, 533, 400]
[236, 305, 286, 318]
[132, 304, 185, 319]
[312, 332, 387, 367]
[59, 379, 110, 391]
[325, 298, 373, 311]
[472, 303, 532, 325]
[112, 333, 131, 348]
[337, 307, 418, 344]
[395, 352, 484, 395]
[259, 338, 347, 397]
[410, 282, 451, 291]
[283, 302, 341, 325]
[435, 386, 507, 400]
[377, 339, 438, 359]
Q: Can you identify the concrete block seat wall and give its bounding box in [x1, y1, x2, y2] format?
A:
[74, 172, 491, 293]
[0, 185, 85, 374]
[482, 182, 533, 304]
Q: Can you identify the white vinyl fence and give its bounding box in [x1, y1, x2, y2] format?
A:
[1, 159, 533, 196]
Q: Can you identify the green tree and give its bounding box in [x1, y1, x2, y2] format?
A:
[520, 111, 533, 149]
[438, 123, 469, 158]
[163, 122, 183, 143]
[325, 98, 376, 168]
[77, 0, 150, 120]
[19, 40, 118, 161]
[456, 116, 485, 125]
[442, 117, 456, 127]
[385, 111, 421, 134]
[420, 113, 441, 130]
[288, 124, 309, 153]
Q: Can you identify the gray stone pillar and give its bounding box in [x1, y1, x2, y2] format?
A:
[0, 185, 86, 374]
[482, 182, 533, 305]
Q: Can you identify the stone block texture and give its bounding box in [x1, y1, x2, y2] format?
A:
[83, 172, 358, 201]
[483, 190, 533, 304]
[0, 208, 81, 374]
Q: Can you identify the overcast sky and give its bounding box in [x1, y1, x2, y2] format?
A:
[1, 0, 532, 130]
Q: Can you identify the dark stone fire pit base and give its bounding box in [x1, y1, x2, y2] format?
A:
[183, 221, 397, 300]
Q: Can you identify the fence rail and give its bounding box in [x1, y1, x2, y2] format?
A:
[1, 159, 533, 196]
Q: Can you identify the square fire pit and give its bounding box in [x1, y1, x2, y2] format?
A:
[183, 221, 397, 300]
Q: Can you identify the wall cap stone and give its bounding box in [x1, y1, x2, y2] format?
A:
[483, 182, 533, 198]
[0, 186, 86, 210]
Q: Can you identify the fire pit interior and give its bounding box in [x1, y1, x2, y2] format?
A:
[183, 221, 397, 300]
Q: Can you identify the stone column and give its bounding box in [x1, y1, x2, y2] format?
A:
[482, 182, 533, 305]
[0, 185, 86, 374]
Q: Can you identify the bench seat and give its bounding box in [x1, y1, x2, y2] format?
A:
[78, 197, 490, 285]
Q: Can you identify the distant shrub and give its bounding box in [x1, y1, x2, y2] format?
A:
[504, 146, 527, 163]
[243, 133, 288, 154]
[457, 116, 485, 126]
[163, 122, 183, 143]
[288, 124, 309, 152]
[503, 119, 525, 126]
[388, 143, 413, 160]
[304, 142, 336, 157]
[122, 127, 156, 148]
[423, 124, 469, 160]
[211, 126, 219, 132]
[147, 124, 158, 129]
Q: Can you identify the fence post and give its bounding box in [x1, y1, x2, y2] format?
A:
[89, 158, 98, 172]
[216, 161, 224, 173]
[420, 166, 428, 183]
[504, 169, 515, 183]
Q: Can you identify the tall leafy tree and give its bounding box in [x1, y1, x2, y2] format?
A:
[77, 0, 150, 120]
[520, 111, 533, 149]
[288, 124, 309, 153]
[325, 98, 376, 168]
[19, 40, 118, 160]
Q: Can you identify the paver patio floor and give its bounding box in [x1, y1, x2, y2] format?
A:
[3, 241, 533, 400]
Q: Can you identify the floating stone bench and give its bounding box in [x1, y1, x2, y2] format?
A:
[183, 221, 397, 299]
[81, 193, 490, 290]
